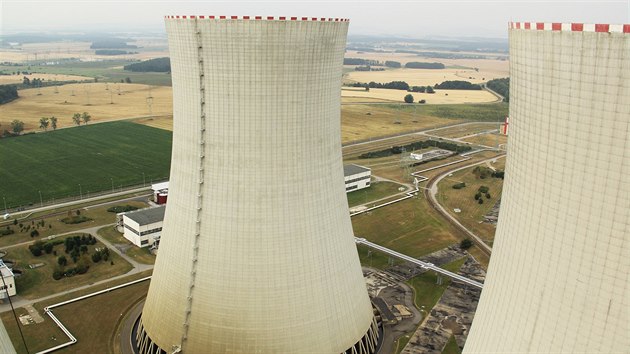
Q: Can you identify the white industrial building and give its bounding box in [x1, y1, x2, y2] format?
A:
[344, 164, 371, 192]
[122, 206, 165, 247]
[0, 259, 16, 298]
[137, 16, 379, 354]
[465, 22, 629, 353]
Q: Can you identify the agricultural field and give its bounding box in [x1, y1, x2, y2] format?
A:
[341, 87, 498, 104]
[1, 82, 172, 131]
[0, 72, 90, 85]
[436, 157, 506, 245]
[7, 234, 133, 299]
[0, 40, 168, 63]
[0, 60, 172, 86]
[0, 121, 171, 209]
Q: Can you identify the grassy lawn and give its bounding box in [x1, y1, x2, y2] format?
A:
[11, 235, 133, 299]
[0, 121, 171, 209]
[2, 269, 152, 354]
[98, 226, 155, 265]
[442, 335, 462, 354]
[352, 198, 460, 260]
[0, 200, 147, 249]
[385, 103, 508, 122]
[436, 158, 505, 245]
[429, 123, 499, 139]
[462, 132, 508, 147]
[347, 181, 405, 208]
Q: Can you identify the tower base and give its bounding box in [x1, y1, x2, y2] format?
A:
[133, 308, 382, 354]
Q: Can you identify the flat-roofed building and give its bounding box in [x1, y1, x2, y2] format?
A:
[122, 206, 165, 247]
[345, 164, 371, 193]
[0, 259, 16, 298]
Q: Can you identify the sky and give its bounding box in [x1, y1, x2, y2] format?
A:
[1, 0, 628, 38]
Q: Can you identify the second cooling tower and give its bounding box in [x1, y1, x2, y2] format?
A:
[135, 16, 379, 354]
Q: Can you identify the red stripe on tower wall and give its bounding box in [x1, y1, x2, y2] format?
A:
[536, 23, 544, 30]
[552, 23, 561, 31]
[571, 23, 583, 31]
[595, 24, 609, 32]
[524, 23, 531, 29]
[624, 24, 630, 33]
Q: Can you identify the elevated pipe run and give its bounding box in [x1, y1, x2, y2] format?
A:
[355, 237, 484, 289]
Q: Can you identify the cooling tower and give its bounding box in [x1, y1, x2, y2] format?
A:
[465, 23, 629, 353]
[136, 16, 379, 354]
[0, 321, 16, 354]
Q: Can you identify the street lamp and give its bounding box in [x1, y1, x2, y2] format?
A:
[2, 196, 7, 214]
[38, 191, 43, 207]
[79, 184, 82, 200]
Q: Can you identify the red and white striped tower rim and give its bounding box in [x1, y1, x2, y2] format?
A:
[164, 15, 349, 22]
[508, 22, 630, 33]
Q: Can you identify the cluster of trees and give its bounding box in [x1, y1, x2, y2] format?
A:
[15, 219, 49, 235]
[408, 85, 435, 93]
[354, 66, 385, 72]
[72, 112, 91, 126]
[474, 185, 492, 204]
[0, 85, 18, 104]
[51, 234, 108, 280]
[39, 116, 58, 131]
[22, 77, 44, 86]
[350, 81, 410, 90]
[435, 80, 482, 90]
[29, 239, 63, 257]
[404, 62, 445, 69]
[61, 210, 92, 224]
[0, 226, 14, 236]
[359, 140, 472, 159]
[472, 166, 504, 179]
[343, 58, 403, 68]
[486, 77, 509, 102]
[95, 49, 137, 55]
[124, 57, 171, 72]
[107, 205, 139, 213]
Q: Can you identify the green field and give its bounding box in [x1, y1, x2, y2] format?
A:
[0, 121, 172, 208]
[347, 181, 404, 207]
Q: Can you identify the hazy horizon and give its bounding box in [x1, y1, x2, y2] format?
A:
[1, 0, 628, 39]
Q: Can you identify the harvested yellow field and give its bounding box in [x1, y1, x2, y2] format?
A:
[341, 87, 498, 104]
[0, 83, 172, 131]
[133, 116, 173, 131]
[0, 72, 91, 84]
[345, 67, 505, 87]
[340, 104, 465, 143]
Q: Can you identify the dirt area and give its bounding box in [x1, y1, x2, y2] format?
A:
[401, 257, 485, 353]
[0, 72, 91, 84]
[1, 82, 173, 131]
[341, 87, 498, 104]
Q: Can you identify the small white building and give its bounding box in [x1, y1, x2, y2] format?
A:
[344, 164, 371, 193]
[122, 206, 166, 247]
[0, 260, 16, 299]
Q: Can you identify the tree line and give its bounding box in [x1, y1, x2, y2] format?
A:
[0, 85, 18, 104]
[486, 78, 509, 102]
[3, 112, 91, 137]
[343, 58, 403, 68]
[434, 80, 482, 90]
[124, 57, 171, 72]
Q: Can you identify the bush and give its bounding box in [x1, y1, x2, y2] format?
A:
[460, 239, 473, 250]
[52, 269, 64, 280]
[492, 171, 505, 179]
[30, 229, 40, 237]
[44, 242, 54, 254]
[404, 94, 414, 103]
[452, 182, 466, 189]
[58, 255, 67, 266]
[61, 216, 92, 224]
[474, 192, 481, 200]
[0, 228, 14, 236]
[418, 99, 426, 104]
[486, 193, 491, 199]
[107, 205, 139, 213]
[478, 198, 484, 204]
[478, 186, 489, 193]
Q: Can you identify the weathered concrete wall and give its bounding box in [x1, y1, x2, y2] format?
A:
[465, 23, 629, 353]
[140, 17, 377, 353]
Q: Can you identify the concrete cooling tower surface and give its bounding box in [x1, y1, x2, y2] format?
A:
[136, 16, 379, 354]
[465, 22, 629, 353]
